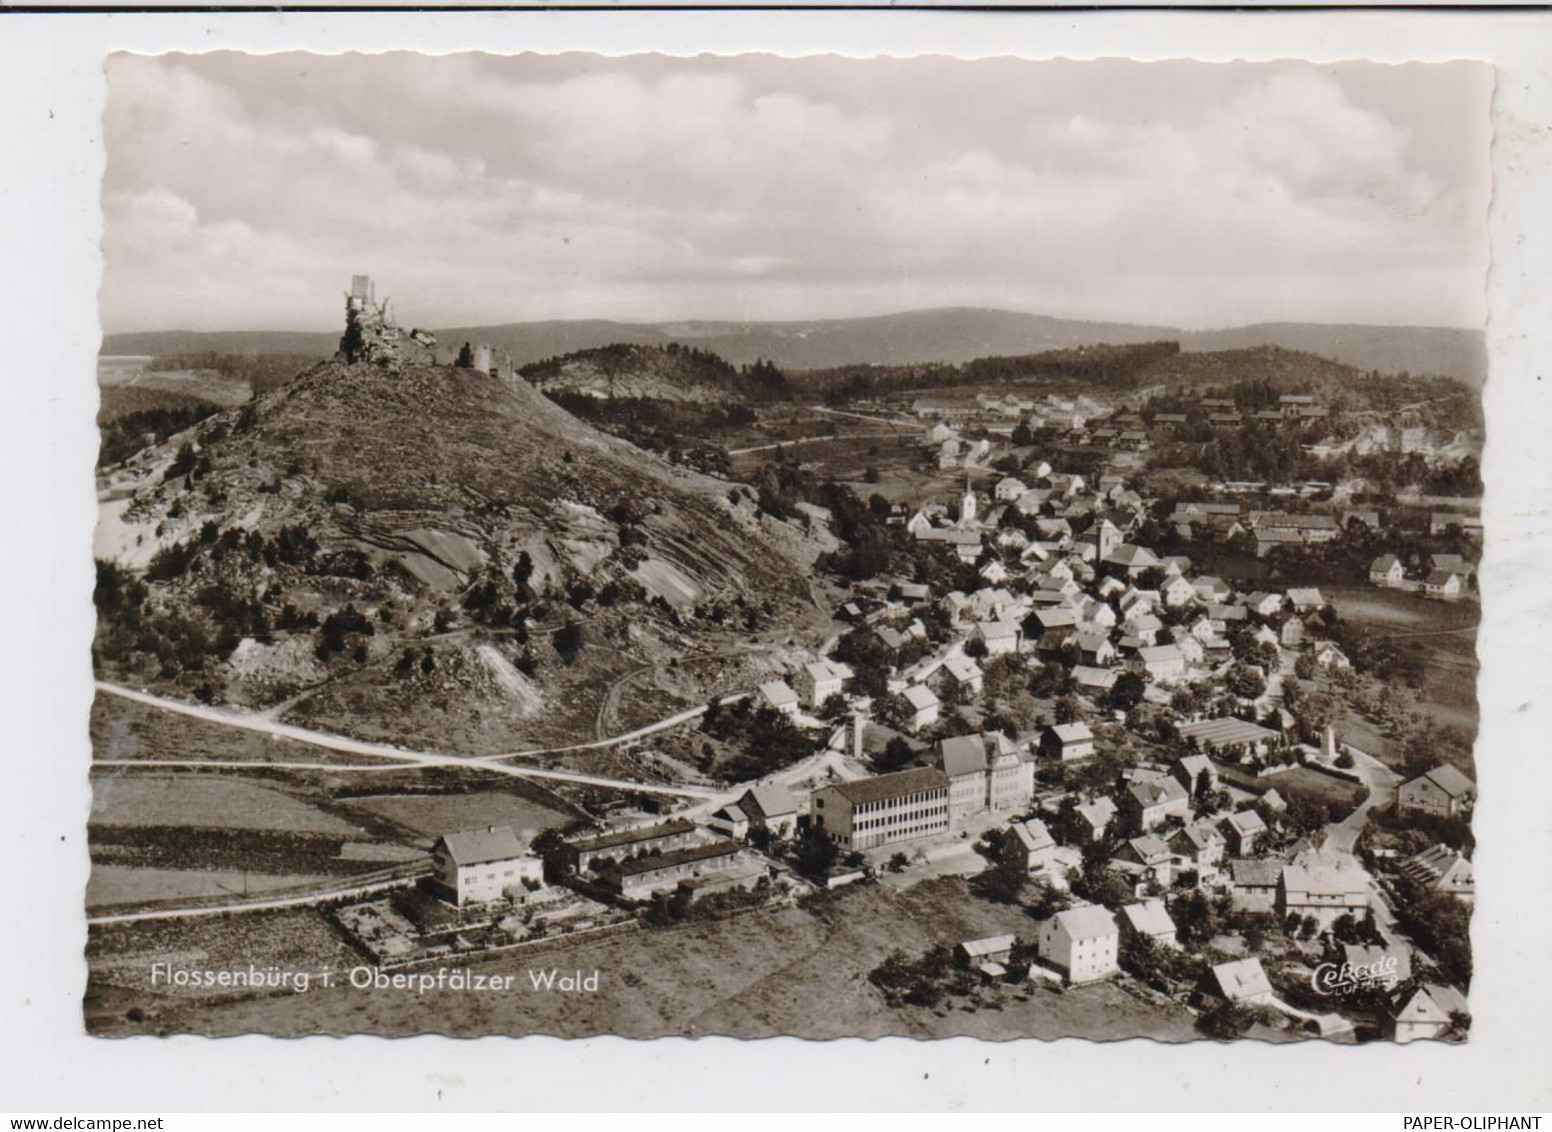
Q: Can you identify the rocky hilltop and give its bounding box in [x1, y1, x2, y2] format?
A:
[93, 361, 819, 750]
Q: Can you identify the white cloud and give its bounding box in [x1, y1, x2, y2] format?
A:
[101, 53, 1490, 334]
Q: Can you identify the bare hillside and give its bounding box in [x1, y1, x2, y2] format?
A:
[92, 361, 819, 749]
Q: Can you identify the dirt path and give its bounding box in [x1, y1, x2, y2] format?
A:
[95, 681, 725, 798]
[87, 868, 428, 926]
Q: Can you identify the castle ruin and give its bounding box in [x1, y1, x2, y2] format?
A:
[337, 274, 437, 371]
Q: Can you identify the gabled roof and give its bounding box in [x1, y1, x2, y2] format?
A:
[1176, 753, 1214, 778]
[1177, 716, 1277, 748]
[1229, 858, 1282, 887]
[902, 684, 940, 711]
[1138, 643, 1183, 664]
[1072, 665, 1117, 690]
[1399, 983, 1469, 1024]
[1170, 821, 1223, 852]
[1051, 904, 1118, 940]
[437, 825, 527, 867]
[1126, 834, 1174, 863]
[608, 839, 740, 879]
[758, 679, 799, 707]
[742, 781, 799, 820]
[1036, 607, 1079, 629]
[1050, 722, 1094, 744]
[827, 767, 948, 806]
[1009, 819, 1056, 854]
[1121, 899, 1176, 937]
[1129, 776, 1188, 808]
[1104, 544, 1160, 568]
[1076, 797, 1117, 828]
[569, 818, 698, 854]
[1221, 809, 1267, 838]
[1281, 855, 1370, 899]
[1411, 764, 1476, 798]
[938, 734, 991, 777]
[1211, 957, 1273, 1002]
[960, 934, 1017, 958]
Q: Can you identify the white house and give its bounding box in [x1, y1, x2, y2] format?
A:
[1037, 905, 1120, 984]
[902, 684, 940, 732]
[795, 660, 852, 708]
[432, 825, 543, 907]
[1119, 899, 1178, 948]
[1135, 643, 1185, 684]
[976, 620, 1021, 656]
[758, 679, 800, 716]
[994, 476, 1027, 502]
[1369, 555, 1405, 586]
[1423, 569, 1464, 601]
[1040, 722, 1096, 762]
[943, 653, 984, 697]
[1005, 819, 1060, 874]
[1396, 984, 1469, 1044]
[1208, 957, 1275, 1006]
[1397, 765, 1476, 819]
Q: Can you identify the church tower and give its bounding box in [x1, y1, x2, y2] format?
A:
[1096, 518, 1122, 561]
[959, 477, 978, 527]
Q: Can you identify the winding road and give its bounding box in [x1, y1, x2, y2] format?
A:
[95, 681, 725, 798]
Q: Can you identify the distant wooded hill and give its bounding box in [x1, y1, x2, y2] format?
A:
[102, 308, 1486, 388]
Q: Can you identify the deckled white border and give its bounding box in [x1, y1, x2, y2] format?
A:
[1, 9, 1548, 1113]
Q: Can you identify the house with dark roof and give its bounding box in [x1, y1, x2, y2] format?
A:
[810, 767, 951, 851]
[1227, 857, 1282, 912]
[567, 818, 702, 874]
[600, 840, 749, 900]
[1424, 569, 1465, 601]
[1398, 765, 1477, 819]
[1400, 844, 1475, 902]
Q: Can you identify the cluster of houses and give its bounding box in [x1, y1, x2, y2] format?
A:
[1369, 550, 1478, 601]
[412, 426, 1475, 1043]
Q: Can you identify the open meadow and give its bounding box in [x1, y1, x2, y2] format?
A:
[85, 877, 1199, 1041]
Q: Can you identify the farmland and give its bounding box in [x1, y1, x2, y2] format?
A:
[86, 877, 1199, 1040]
[339, 790, 575, 843]
[89, 774, 363, 835]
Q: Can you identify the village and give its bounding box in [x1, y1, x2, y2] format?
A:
[307, 378, 1478, 1046]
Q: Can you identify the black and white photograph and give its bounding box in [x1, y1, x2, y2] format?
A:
[81, 49, 1496, 1045]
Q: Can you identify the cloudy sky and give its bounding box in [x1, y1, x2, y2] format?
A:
[102, 53, 1491, 335]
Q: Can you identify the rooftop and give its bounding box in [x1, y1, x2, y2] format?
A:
[826, 767, 949, 806]
[607, 839, 742, 879]
[437, 825, 528, 867]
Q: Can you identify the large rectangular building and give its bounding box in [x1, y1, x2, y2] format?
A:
[566, 818, 702, 874]
[811, 768, 951, 852]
